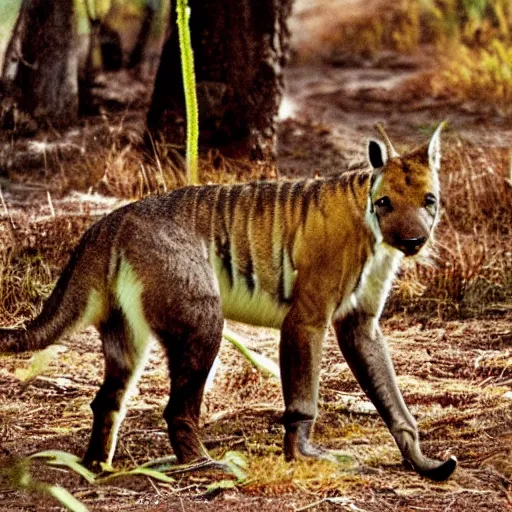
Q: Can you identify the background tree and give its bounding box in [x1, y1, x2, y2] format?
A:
[127, 0, 160, 70]
[3, 0, 79, 126]
[147, 0, 294, 164]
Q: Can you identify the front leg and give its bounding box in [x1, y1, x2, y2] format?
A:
[280, 305, 334, 461]
[334, 311, 456, 481]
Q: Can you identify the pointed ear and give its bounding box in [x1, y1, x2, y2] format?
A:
[368, 139, 388, 169]
[428, 121, 445, 173]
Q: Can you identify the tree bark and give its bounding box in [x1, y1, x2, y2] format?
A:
[1, 1, 29, 90]
[147, 0, 293, 163]
[127, 1, 159, 70]
[8, 0, 78, 126]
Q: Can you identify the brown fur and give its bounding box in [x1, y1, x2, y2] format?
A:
[0, 126, 456, 480]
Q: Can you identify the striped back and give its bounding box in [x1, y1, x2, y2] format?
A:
[163, 172, 370, 326]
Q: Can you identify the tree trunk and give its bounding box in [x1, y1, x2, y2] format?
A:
[127, 1, 159, 70]
[9, 0, 78, 126]
[1, 1, 29, 90]
[147, 0, 293, 163]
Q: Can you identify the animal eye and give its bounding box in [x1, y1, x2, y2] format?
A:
[375, 196, 392, 211]
[424, 193, 437, 207]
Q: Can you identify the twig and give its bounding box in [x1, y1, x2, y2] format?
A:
[294, 499, 326, 512]
[203, 435, 245, 448]
[46, 191, 56, 218]
[442, 498, 457, 512]
[0, 187, 16, 230]
[205, 404, 281, 425]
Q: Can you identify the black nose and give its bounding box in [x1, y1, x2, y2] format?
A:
[398, 236, 427, 256]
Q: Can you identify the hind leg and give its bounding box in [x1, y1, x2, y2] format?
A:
[83, 307, 149, 470]
[159, 297, 223, 463]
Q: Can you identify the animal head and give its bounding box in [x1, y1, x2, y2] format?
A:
[366, 123, 444, 256]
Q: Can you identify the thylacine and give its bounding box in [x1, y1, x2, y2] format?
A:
[0, 124, 457, 480]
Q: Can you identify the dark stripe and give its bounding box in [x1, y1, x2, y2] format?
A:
[164, 185, 191, 215]
[195, 185, 212, 205]
[357, 171, 369, 187]
[254, 181, 276, 216]
[214, 187, 234, 287]
[218, 239, 233, 288]
[300, 184, 310, 224]
[347, 173, 358, 203]
[290, 181, 303, 214]
[244, 256, 255, 293]
[228, 184, 243, 222]
[310, 180, 323, 208]
[231, 184, 254, 293]
[215, 186, 230, 224]
[302, 179, 324, 222]
[277, 181, 293, 213]
[327, 176, 338, 193]
[194, 185, 215, 234]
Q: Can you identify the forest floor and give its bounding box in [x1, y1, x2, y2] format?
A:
[1, 7, 512, 512]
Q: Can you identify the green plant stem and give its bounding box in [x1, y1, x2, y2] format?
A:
[223, 327, 280, 378]
[174, 2, 264, 366]
[176, 0, 199, 185]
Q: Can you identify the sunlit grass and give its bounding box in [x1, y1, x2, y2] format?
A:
[320, 0, 512, 107]
[243, 456, 363, 495]
[432, 39, 512, 109]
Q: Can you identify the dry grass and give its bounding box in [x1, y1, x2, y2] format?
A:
[319, 0, 512, 108]
[1, 135, 511, 325]
[0, 250, 53, 327]
[430, 40, 512, 111]
[243, 456, 362, 495]
[0, 215, 93, 326]
[0, 136, 278, 328]
[389, 138, 512, 319]
[47, 139, 274, 200]
[324, 0, 512, 55]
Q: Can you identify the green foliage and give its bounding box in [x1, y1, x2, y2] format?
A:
[15, 345, 68, 384]
[436, 38, 512, 105]
[99, 466, 176, 484]
[205, 479, 237, 494]
[0, 449, 249, 509]
[2, 458, 89, 512]
[220, 451, 248, 482]
[176, 0, 199, 185]
[330, 0, 512, 106]
[223, 327, 280, 378]
[333, 0, 512, 54]
[29, 450, 96, 484]
[463, 0, 488, 19]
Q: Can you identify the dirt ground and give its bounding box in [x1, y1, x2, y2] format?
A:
[1, 314, 511, 511]
[1, 5, 512, 511]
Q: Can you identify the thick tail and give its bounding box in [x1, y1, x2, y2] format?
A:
[0, 226, 101, 353]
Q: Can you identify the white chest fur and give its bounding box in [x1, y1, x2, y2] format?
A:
[335, 244, 403, 320]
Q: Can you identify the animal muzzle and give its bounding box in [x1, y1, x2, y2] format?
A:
[396, 236, 427, 256]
